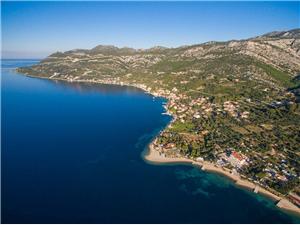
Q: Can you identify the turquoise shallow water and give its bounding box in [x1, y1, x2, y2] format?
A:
[2, 59, 300, 223]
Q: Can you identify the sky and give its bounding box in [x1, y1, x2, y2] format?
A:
[1, 1, 300, 58]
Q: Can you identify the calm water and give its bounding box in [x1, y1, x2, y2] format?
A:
[2, 59, 300, 224]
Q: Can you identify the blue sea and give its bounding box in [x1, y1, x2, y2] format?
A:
[2, 59, 300, 223]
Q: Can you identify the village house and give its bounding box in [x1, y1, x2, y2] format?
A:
[228, 151, 247, 168]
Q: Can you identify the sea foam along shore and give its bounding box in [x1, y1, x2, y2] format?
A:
[20, 72, 300, 217]
[144, 142, 300, 216]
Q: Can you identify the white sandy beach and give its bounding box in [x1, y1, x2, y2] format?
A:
[144, 142, 300, 215]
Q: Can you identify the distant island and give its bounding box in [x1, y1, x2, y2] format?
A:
[18, 29, 300, 215]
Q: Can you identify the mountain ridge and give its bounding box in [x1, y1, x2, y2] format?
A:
[48, 28, 300, 57]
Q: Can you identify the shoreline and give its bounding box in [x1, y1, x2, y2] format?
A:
[19, 73, 161, 98]
[144, 142, 300, 216]
[20, 72, 300, 217]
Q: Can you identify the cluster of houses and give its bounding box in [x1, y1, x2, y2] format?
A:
[223, 101, 240, 117]
[152, 140, 181, 158]
[216, 149, 249, 169]
[165, 96, 250, 126]
[166, 96, 218, 123]
[223, 101, 250, 120]
[261, 158, 298, 183]
[190, 97, 216, 118]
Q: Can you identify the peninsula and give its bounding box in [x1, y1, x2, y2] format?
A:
[18, 29, 300, 215]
